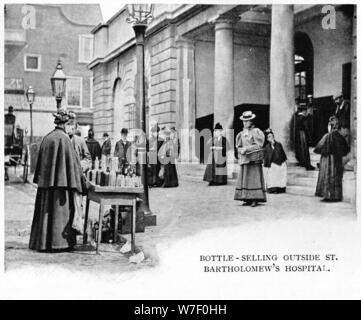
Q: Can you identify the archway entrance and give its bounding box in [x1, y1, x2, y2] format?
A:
[294, 32, 321, 145]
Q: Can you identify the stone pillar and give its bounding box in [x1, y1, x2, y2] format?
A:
[270, 5, 295, 154]
[350, 6, 357, 170]
[176, 37, 197, 163]
[213, 19, 234, 130]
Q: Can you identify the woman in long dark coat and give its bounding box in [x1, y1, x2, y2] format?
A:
[295, 104, 315, 170]
[203, 122, 230, 186]
[234, 111, 266, 207]
[29, 109, 84, 252]
[314, 116, 349, 202]
[159, 127, 179, 188]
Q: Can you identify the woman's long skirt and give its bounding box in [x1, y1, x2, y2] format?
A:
[203, 155, 227, 185]
[234, 162, 267, 202]
[264, 162, 287, 193]
[29, 188, 77, 251]
[315, 155, 343, 201]
[163, 163, 179, 188]
[295, 131, 311, 167]
[148, 163, 163, 187]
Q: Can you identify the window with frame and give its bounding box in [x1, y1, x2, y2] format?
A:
[295, 71, 307, 101]
[66, 77, 82, 108]
[24, 54, 41, 72]
[294, 54, 307, 101]
[79, 34, 94, 63]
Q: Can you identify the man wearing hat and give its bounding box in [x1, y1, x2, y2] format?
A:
[101, 132, 112, 169]
[203, 122, 230, 186]
[4, 106, 16, 155]
[85, 128, 102, 167]
[114, 128, 132, 175]
[148, 125, 164, 187]
[29, 109, 84, 252]
[333, 92, 350, 144]
[295, 103, 315, 170]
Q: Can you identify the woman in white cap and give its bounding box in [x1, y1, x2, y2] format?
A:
[263, 128, 287, 194]
[234, 111, 266, 207]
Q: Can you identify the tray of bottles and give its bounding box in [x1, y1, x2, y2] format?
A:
[86, 169, 144, 194]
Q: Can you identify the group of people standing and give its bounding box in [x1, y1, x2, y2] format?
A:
[203, 99, 350, 206]
[29, 109, 181, 252]
[28, 93, 351, 252]
[148, 125, 179, 188]
[203, 111, 286, 208]
[111, 125, 180, 188]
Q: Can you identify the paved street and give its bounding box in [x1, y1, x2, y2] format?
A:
[4, 164, 357, 274]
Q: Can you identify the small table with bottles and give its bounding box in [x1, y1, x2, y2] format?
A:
[83, 166, 143, 255]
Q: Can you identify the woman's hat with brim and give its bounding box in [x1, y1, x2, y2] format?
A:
[240, 111, 256, 121]
[214, 122, 223, 130]
[53, 108, 76, 124]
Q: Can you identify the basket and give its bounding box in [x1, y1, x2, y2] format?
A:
[245, 148, 264, 162]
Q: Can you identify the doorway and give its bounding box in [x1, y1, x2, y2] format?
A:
[294, 32, 314, 102]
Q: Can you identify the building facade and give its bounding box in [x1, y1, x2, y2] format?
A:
[4, 4, 103, 142]
[89, 4, 356, 169]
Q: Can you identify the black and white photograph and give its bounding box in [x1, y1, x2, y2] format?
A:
[1, 1, 361, 301]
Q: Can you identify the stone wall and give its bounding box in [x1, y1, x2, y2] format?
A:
[295, 9, 353, 98]
[148, 26, 178, 128]
[92, 48, 137, 145]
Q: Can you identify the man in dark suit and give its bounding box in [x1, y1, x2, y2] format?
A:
[114, 128, 131, 174]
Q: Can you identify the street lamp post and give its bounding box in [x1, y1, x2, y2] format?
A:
[26, 86, 35, 144]
[50, 60, 67, 109]
[127, 4, 154, 216]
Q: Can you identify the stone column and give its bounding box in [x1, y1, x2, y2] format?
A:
[214, 19, 234, 130]
[270, 5, 295, 154]
[350, 5, 357, 170]
[176, 37, 197, 163]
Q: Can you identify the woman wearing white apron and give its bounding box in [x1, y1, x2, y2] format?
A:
[263, 129, 287, 194]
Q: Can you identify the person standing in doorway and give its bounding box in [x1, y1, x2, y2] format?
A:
[295, 103, 315, 170]
[334, 93, 351, 145]
[203, 122, 230, 186]
[234, 111, 266, 207]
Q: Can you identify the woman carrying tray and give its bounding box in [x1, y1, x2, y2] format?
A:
[234, 111, 267, 207]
